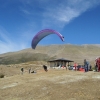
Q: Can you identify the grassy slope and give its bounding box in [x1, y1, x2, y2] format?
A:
[0, 44, 100, 65]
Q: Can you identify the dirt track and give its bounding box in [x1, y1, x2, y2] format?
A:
[0, 68, 100, 100]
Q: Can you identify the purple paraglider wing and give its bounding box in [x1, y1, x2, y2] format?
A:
[31, 29, 64, 49]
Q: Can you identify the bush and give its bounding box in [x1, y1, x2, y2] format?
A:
[0, 73, 5, 78]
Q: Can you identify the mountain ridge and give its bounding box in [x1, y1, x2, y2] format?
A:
[0, 44, 100, 65]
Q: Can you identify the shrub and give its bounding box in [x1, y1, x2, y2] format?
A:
[0, 73, 5, 78]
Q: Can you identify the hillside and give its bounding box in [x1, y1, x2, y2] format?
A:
[0, 44, 100, 65]
[0, 44, 100, 100]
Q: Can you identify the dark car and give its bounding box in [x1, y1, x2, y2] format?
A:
[68, 66, 74, 70]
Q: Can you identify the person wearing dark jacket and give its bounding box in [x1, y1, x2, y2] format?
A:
[21, 67, 24, 75]
[84, 59, 89, 72]
[43, 65, 48, 72]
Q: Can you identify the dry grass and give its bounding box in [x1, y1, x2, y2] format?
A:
[0, 64, 100, 100]
[0, 44, 100, 65]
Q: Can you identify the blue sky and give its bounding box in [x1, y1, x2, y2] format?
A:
[0, 0, 100, 54]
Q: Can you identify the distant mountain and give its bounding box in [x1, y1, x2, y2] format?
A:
[0, 44, 100, 65]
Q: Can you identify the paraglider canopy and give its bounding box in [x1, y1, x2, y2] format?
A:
[31, 29, 64, 49]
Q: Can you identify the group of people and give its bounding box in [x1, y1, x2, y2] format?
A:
[20, 65, 48, 75]
[20, 67, 36, 74]
[74, 58, 100, 72]
[72, 59, 92, 72]
[20, 58, 100, 74]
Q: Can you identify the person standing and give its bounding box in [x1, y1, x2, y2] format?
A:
[43, 65, 48, 72]
[84, 59, 88, 72]
[73, 63, 77, 71]
[21, 67, 24, 75]
[96, 57, 100, 72]
[29, 68, 31, 74]
[95, 61, 98, 72]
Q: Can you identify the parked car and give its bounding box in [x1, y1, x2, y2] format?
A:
[68, 66, 74, 70]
